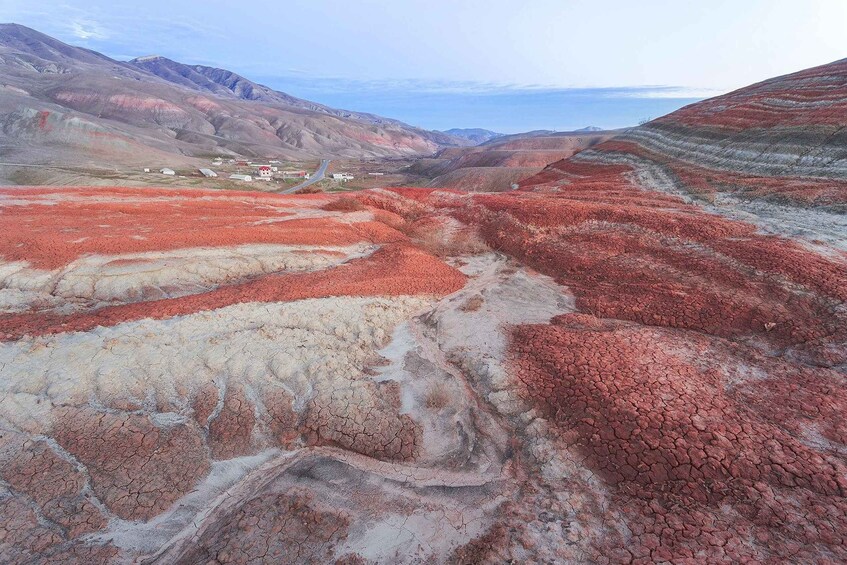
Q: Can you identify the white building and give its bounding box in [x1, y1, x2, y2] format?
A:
[229, 174, 253, 182]
[257, 166, 273, 179]
[160, 168, 175, 176]
[199, 168, 218, 177]
[332, 173, 354, 181]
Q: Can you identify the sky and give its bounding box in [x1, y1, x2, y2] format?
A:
[2, 0, 846, 133]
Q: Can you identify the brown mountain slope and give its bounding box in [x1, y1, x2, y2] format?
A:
[412, 129, 617, 191]
[0, 24, 466, 169]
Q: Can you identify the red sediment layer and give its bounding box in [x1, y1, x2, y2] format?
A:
[510, 314, 847, 562]
[0, 244, 466, 340]
[595, 139, 847, 207]
[0, 188, 400, 269]
[654, 59, 847, 130]
[457, 192, 843, 365]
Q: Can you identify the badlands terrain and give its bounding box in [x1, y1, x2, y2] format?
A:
[1, 49, 846, 565]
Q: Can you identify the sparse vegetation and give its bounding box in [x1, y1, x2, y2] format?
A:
[424, 386, 450, 410]
[294, 185, 323, 194]
[460, 294, 485, 312]
[404, 223, 489, 257]
[321, 197, 366, 212]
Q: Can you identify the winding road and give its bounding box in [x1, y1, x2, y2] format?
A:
[276, 159, 330, 194]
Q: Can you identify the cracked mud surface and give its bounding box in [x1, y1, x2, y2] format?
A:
[1, 58, 847, 564]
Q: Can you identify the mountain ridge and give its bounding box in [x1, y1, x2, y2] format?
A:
[440, 128, 504, 145]
[0, 23, 470, 168]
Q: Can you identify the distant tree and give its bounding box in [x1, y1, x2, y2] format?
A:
[638, 117, 653, 125]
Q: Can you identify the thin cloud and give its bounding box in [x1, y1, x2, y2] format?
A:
[616, 86, 728, 99]
[252, 74, 722, 100]
[70, 19, 109, 40]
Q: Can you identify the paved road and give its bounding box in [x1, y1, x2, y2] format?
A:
[277, 159, 330, 194]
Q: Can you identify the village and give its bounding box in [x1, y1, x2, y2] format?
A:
[145, 157, 361, 192]
[128, 155, 425, 193]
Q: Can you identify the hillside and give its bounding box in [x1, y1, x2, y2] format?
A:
[0, 24, 466, 171]
[523, 57, 847, 247]
[413, 129, 617, 191]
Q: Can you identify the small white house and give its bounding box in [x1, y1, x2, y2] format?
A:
[143, 168, 151, 173]
[332, 173, 354, 181]
[199, 168, 218, 178]
[257, 166, 273, 179]
[160, 168, 175, 176]
[229, 174, 253, 182]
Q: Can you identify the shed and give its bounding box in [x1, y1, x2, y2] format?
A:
[229, 174, 253, 182]
[199, 168, 218, 177]
[160, 168, 175, 176]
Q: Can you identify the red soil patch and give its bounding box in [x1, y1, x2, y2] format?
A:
[365, 165, 845, 366]
[511, 314, 847, 562]
[37, 110, 50, 131]
[0, 244, 466, 339]
[0, 187, 400, 269]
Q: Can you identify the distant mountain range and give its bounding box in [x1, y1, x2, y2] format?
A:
[441, 128, 504, 145]
[0, 23, 475, 167]
[441, 127, 606, 146]
[411, 128, 616, 192]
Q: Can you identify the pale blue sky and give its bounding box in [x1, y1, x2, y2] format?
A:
[3, 0, 846, 132]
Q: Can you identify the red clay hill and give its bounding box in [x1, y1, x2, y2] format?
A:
[0, 60, 845, 562]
